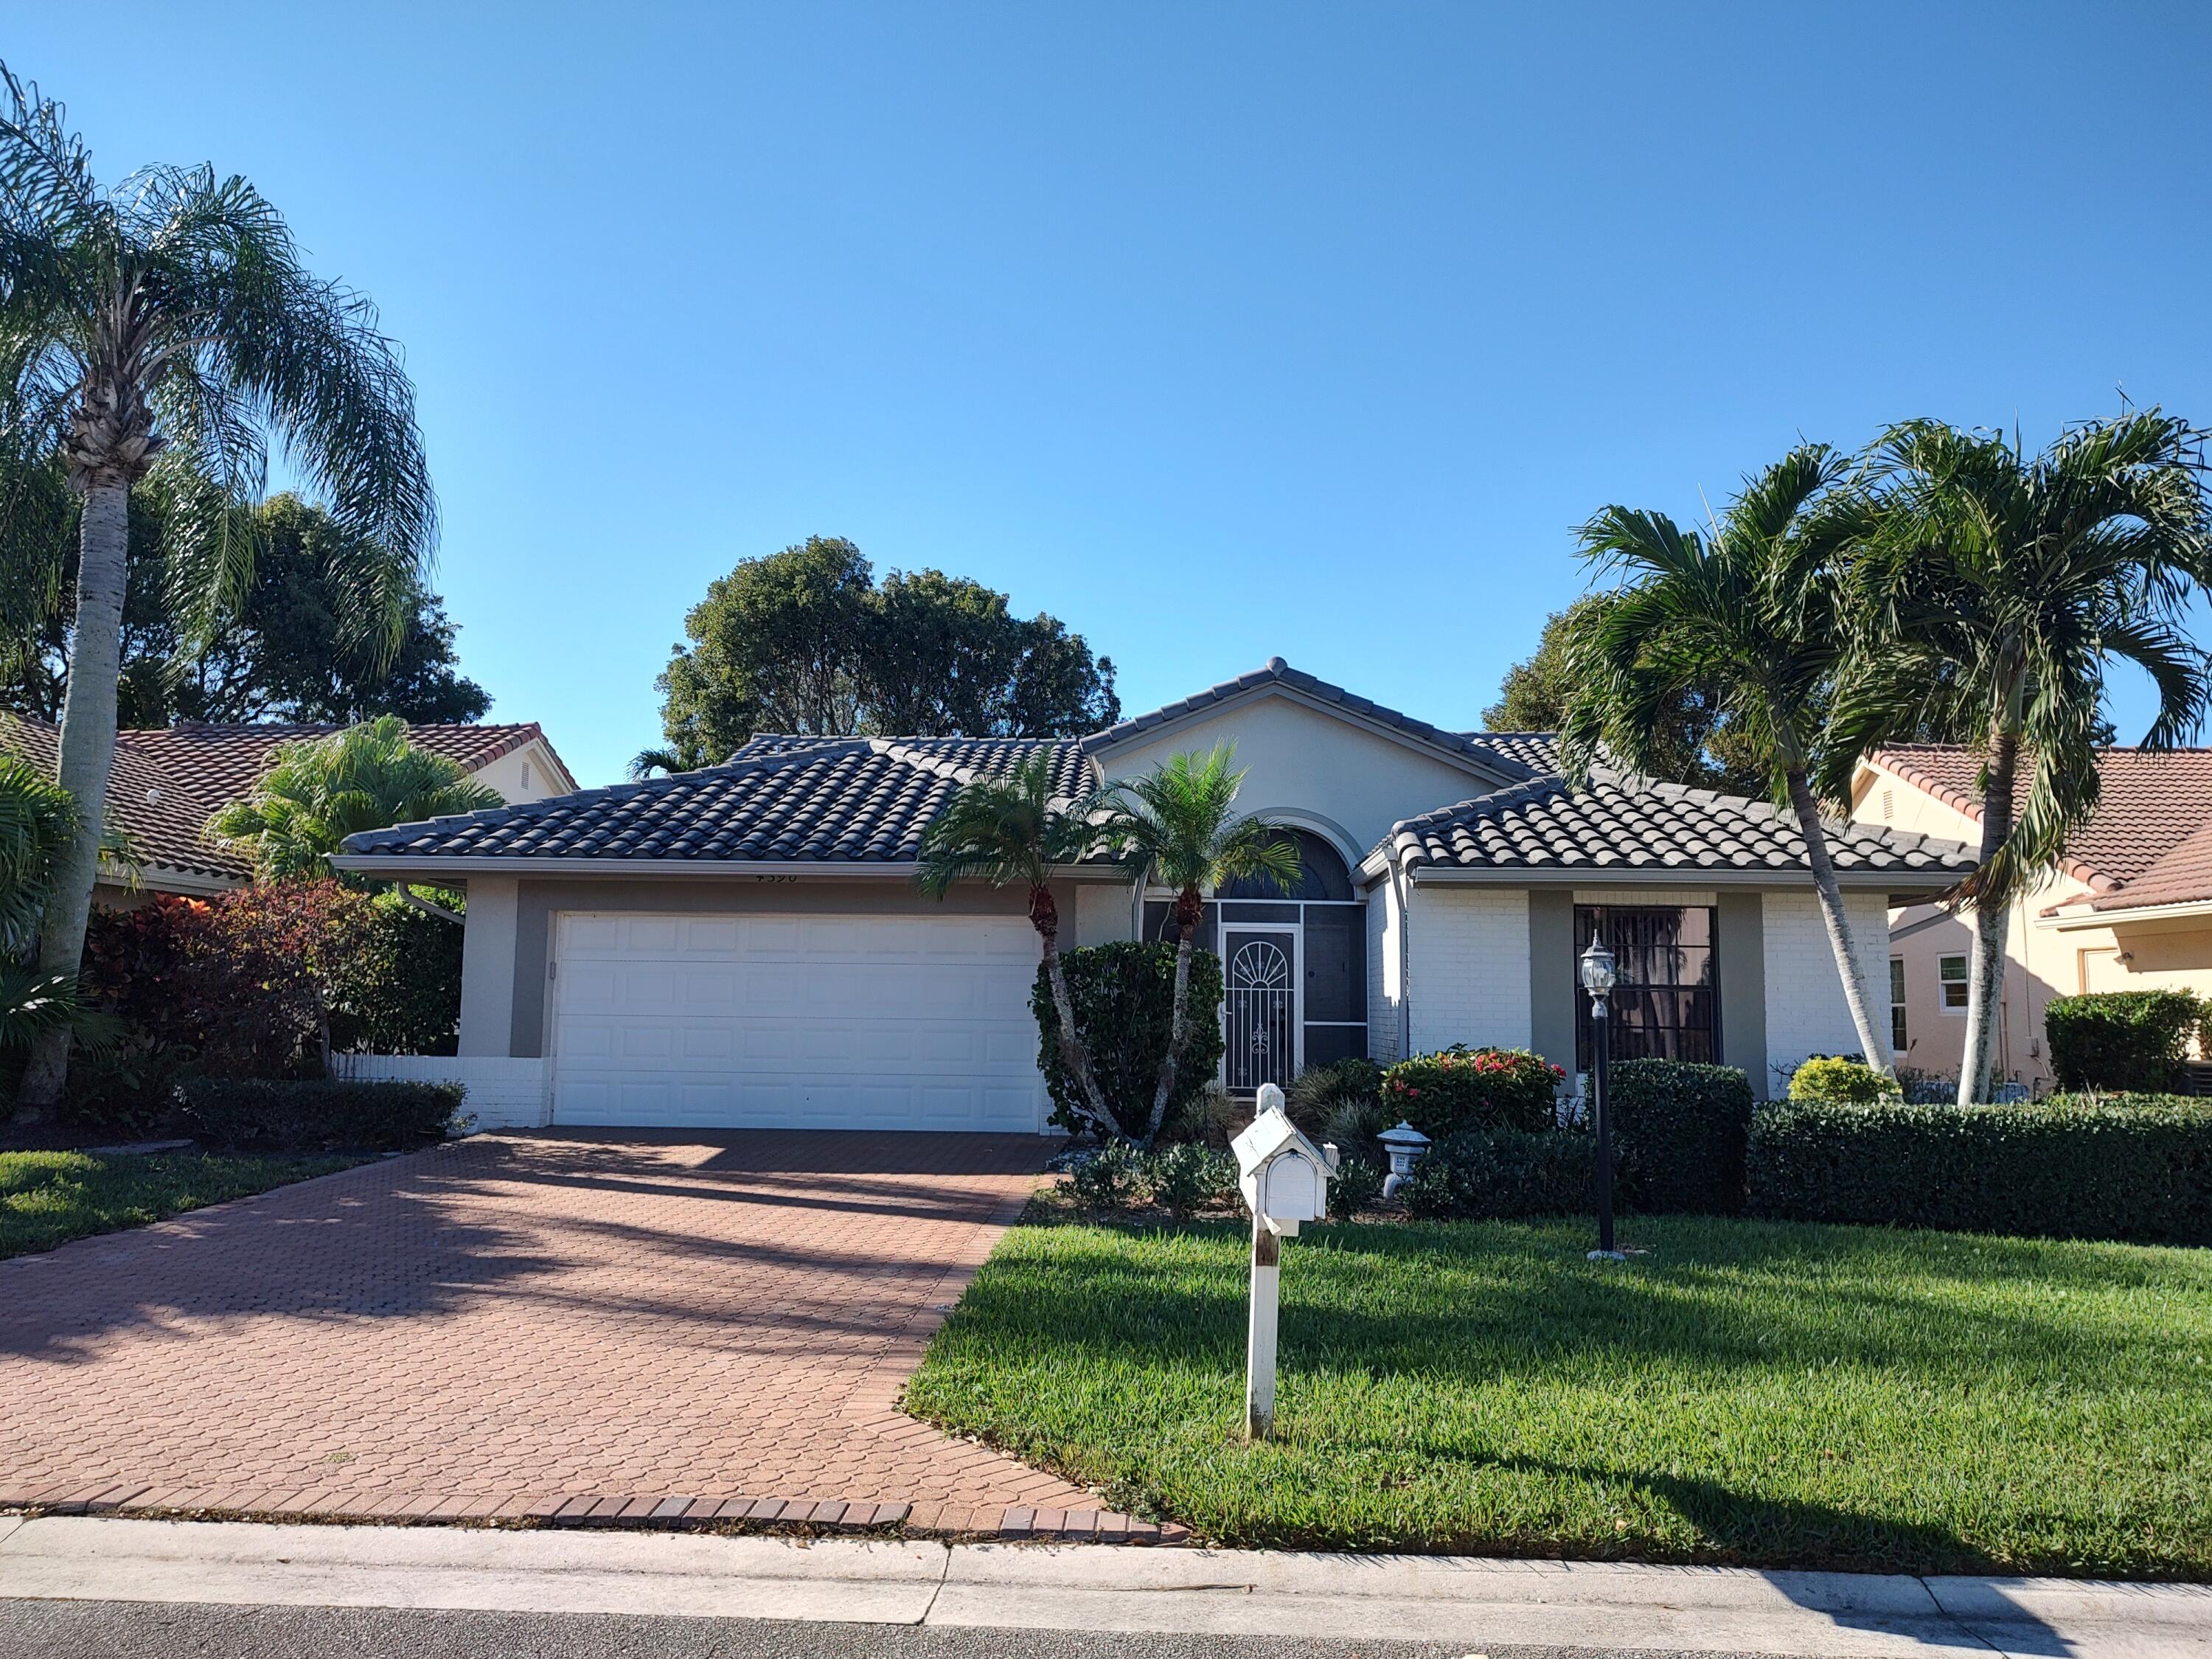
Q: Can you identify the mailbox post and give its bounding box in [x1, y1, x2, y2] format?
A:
[1231, 1082, 1333, 1440]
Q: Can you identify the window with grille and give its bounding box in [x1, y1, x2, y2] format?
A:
[1938, 954, 1969, 1012]
[1573, 905, 1717, 1068]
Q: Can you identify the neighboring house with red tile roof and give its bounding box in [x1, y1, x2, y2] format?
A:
[1851, 745, 2212, 1093]
[0, 714, 576, 899]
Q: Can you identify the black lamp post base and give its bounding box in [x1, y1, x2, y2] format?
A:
[1585, 1248, 1629, 1263]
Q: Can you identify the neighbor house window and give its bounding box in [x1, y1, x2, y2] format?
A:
[1573, 905, 1717, 1068]
[1938, 954, 1969, 1012]
[1890, 957, 1908, 1052]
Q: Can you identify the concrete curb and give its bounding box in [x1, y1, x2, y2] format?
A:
[1, 1517, 2208, 1657]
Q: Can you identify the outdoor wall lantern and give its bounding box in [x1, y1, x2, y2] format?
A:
[1579, 931, 1626, 1262]
[1231, 1082, 1335, 1440]
[1377, 1121, 1431, 1197]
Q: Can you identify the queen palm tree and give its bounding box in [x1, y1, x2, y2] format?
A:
[1562, 445, 1897, 1072]
[0, 66, 434, 1113]
[1835, 414, 2212, 1104]
[208, 717, 501, 881]
[916, 751, 1124, 1138]
[1098, 745, 1300, 1144]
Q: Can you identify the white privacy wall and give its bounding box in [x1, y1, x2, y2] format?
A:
[1761, 890, 1894, 1081]
[1407, 886, 1531, 1056]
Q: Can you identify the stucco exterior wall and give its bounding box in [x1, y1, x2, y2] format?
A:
[468, 739, 569, 807]
[1074, 881, 1138, 948]
[1405, 884, 1531, 1056]
[1091, 693, 1500, 868]
[1761, 888, 1893, 1089]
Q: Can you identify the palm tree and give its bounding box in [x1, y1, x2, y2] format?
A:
[1098, 745, 1299, 1144]
[0, 66, 434, 1112]
[208, 717, 501, 881]
[1562, 445, 1897, 1072]
[916, 751, 1124, 1138]
[627, 746, 685, 782]
[0, 752, 114, 1057]
[1837, 414, 2212, 1104]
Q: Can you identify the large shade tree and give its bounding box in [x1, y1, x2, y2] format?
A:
[1098, 745, 1299, 1144]
[0, 66, 434, 1113]
[1832, 414, 2212, 1103]
[915, 751, 1124, 1137]
[1562, 445, 1897, 1073]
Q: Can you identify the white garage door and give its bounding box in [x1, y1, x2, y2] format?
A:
[549, 912, 1047, 1132]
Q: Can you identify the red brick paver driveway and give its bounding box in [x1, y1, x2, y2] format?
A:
[0, 1131, 1091, 1523]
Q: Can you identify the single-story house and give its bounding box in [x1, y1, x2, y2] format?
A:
[334, 659, 1975, 1132]
[0, 713, 576, 902]
[1853, 744, 2212, 1093]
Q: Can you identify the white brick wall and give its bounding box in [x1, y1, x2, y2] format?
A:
[1761, 890, 1893, 1088]
[332, 1054, 552, 1130]
[1408, 886, 1531, 1056]
[1366, 881, 1399, 1062]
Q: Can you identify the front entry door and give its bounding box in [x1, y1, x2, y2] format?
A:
[1224, 928, 1298, 1093]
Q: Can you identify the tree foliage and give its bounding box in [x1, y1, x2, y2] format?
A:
[207, 715, 501, 880]
[1485, 596, 1770, 794]
[657, 538, 1118, 766]
[1, 489, 486, 726]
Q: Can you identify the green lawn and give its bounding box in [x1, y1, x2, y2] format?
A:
[906, 1211, 2212, 1576]
[0, 1149, 364, 1260]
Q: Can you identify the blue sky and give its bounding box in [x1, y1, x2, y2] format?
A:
[10, 4, 2211, 785]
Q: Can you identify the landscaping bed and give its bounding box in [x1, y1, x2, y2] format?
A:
[907, 1209, 2212, 1576]
[0, 1150, 366, 1262]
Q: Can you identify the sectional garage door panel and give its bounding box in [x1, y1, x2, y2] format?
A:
[549, 913, 1046, 1131]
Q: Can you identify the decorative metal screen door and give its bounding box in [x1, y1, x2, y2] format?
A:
[1224, 928, 1298, 1092]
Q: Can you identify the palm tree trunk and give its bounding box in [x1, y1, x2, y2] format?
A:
[1145, 902, 1199, 1145]
[1957, 733, 2018, 1107]
[1031, 886, 1124, 1141]
[15, 481, 131, 1119]
[1783, 767, 1893, 1077]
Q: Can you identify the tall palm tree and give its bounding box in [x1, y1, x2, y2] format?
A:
[0, 66, 434, 1112]
[207, 717, 501, 881]
[1837, 414, 2212, 1104]
[1098, 745, 1299, 1144]
[916, 751, 1124, 1138]
[1562, 445, 1897, 1072]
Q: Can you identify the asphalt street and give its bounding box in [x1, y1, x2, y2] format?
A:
[0, 1601, 1755, 1659]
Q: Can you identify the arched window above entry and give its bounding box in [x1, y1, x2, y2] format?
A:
[1217, 827, 1354, 902]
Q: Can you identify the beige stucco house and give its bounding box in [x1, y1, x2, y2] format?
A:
[335, 659, 1975, 1131]
[0, 714, 576, 902]
[1851, 745, 2212, 1094]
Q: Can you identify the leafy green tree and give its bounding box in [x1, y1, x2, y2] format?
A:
[0, 754, 114, 1059]
[1485, 596, 1769, 795]
[1098, 745, 1300, 1144]
[1835, 414, 2212, 1103]
[3, 492, 486, 726]
[0, 67, 435, 1114]
[1562, 445, 1897, 1073]
[916, 751, 1123, 1138]
[207, 717, 499, 881]
[656, 538, 1118, 767]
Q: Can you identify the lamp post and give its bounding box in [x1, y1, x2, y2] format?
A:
[1579, 931, 1626, 1263]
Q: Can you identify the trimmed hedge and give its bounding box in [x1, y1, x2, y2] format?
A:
[1399, 1127, 1593, 1220]
[1381, 1046, 1564, 1137]
[1747, 1095, 2212, 1245]
[1032, 942, 1225, 1141]
[1611, 1060, 1753, 1215]
[179, 1078, 465, 1152]
[2044, 991, 2204, 1093]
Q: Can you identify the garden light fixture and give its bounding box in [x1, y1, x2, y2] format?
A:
[1580, 931, 1626, 1262]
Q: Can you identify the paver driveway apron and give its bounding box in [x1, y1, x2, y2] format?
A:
[0, 1131, 1088, 1518]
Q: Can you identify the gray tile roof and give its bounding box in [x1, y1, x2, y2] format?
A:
[344, 737, 1091, 865]
[1388, 768, 1978, 880]
[1089, 657, 1536, 780]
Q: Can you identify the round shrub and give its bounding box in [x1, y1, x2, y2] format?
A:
[1326, 1153, 1386, 1218]
[1286, 1057, 1382, 1131]
[1397, 1127, 1593, 1220]
[1064, 1142, 1143, 1210]
[1788, 1056, 1902, 1105]
[1141, 1142, 1237, 1217]
[1380, 1046, 1565, 1137]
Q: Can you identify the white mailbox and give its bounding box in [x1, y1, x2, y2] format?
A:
[1231, 1099, 1333, 1236]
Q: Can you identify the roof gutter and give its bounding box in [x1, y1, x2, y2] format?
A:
[328, 854, 1127, 882]
[1395, 864, 1964, 892]
[2039, 897, 2212, 931]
